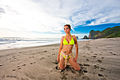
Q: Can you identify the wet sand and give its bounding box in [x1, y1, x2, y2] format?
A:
[0, 37, 120, 80]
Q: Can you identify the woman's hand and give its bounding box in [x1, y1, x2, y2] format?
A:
[73, 35, 78, 63]
[74, 57, 77, 62]
[57, 55, 60, 62]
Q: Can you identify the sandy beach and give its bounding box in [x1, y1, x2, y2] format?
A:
[0, 37, 120, 80]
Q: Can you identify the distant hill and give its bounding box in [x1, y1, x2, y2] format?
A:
[89, 26, 120, 39]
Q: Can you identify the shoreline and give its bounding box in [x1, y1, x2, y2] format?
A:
[0, 37, 120, 80]
[0, 43, 60, 51]
[0, 38, 91, 51]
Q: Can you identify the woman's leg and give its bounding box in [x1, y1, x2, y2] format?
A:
[59, 55, 65, 70]
[69, 57, 80, 71]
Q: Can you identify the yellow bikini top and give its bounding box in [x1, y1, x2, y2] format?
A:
[63, 35, 75, 45]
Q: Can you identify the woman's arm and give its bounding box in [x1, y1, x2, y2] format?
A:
[57, 36, 63, 62]
[73, 35, 78, 62]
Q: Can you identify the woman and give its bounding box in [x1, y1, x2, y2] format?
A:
[57, 24, 80, 71]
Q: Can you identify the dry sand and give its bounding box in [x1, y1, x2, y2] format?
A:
[0, 38, 120, 80]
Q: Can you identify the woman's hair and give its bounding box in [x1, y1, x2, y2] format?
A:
[64, 24, 71, 30]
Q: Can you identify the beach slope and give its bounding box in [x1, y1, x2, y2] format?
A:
[0, 38, 120, 80]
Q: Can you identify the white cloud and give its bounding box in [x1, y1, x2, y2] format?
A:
[71, 0, 120, 26]
[0, 0, 120, 38]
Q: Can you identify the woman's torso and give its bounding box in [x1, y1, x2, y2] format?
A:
[61, 35, 75, 55]
[61, 45, 73, 55]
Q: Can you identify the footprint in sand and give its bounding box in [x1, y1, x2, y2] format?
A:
[0, 64, 3, 66]
[52, 53, 55, 55]
[101, 57, 104, 59]
[86, 59, 89, 61]
[98, 73, 104, 77]
[94, 65, 99, 69]
[109, 52, 117, 55]
[83, 69, 88, 73]
[83, 64, 90, 66]
[92, 56, 96, 58]
[43, 50, 47, 52]
[12, 69, 16, 71]
[17, 65, 20, 69]
[30, 62, 33, 64]
[97, 59, 102, 63]
[81, 67, 88, 73]
[13, 64, 27, 71]
[100, 67, 106, 71]
[12, 67, 21, 71]
[22, 64, 26, 66]
[17, 65, 21, 70]
[12, 56, 17, 59]
[18, 67, 21, 70]
[40, 57, 45, 60]
[109, 52, 113, 54]
[113, 54, 117, 55]
[83, 55, 86, 57]
[94, 54, 97, 55]
[6, 75, 18, 79]
[79, 64, 83, 66]
[30, 62, 36, 65]
[19, 52, 22, 53]
[3, 75, 19, 80]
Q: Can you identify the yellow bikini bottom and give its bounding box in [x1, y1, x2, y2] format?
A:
[60, 51, 74, 60]
[59, 51, 74, 67]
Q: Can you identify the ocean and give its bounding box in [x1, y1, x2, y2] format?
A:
[0, 37, 89, 50]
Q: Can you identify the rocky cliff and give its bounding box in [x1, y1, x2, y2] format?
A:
[89, 26, 120, 39]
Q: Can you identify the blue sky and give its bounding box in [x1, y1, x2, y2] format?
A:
[70, 23, 120, 34]
[0, 0, 120, 38]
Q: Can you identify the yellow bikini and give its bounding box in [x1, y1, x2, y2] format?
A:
[60, 52, 74, 59]
[60, 35, 75, 59]
[59, 35, 75, 67]
[63, 35, 75, 45]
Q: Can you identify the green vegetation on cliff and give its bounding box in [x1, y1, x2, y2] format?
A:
[89, 26, 120, 39]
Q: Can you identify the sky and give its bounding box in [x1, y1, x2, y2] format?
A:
[0, 0, 120, 38]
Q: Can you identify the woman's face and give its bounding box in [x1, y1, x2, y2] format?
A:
[64, 26, 70, 33]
